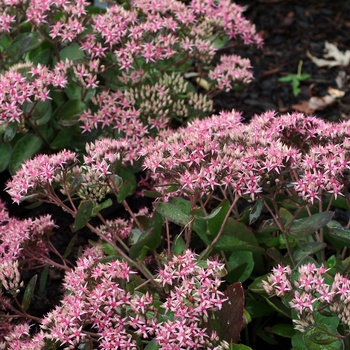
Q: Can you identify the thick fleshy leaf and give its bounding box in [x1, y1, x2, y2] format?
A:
[129, 228, 158, 260]
[0, 143, 11, 172]
[270, 324, 295, 338]
[27, 100, 52, 121]
[101, 242, 117, 256]
[9, 134, 42, 174]
[22, 275, 37, 311]
[226, 251, 255, 283]
[263, 296, 292, 319]
[63, 234, 78, 258]
[92, 198, 113, 216]
[294, 242, 327, 261]
[230, 345, 253, 350]
[288, 211, 334, 238]
[144, 340, 159, 350]
[59, 43, 85, 61]
[129, 212, 162, 260]
[216, 282, 245, 343]
[50, 128, 73, 149]
[56, 99, 86, 127]
[249, 199, 264, 224]
[172, 234, 186, 255]
[327, 221, 350, 247]
[248, 274, 271, 295]
[71, 200, 94, 232]
[117, 167, 137, 202]
[207, 200, 230, 237]
[155, 202, 191, 226]
[39, 266, 49, 293]
[303, 325, 343, 349]
[7, 32, 42, 59]
[3, 122, 18, 142]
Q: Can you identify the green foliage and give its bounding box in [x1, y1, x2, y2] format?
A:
[278, 60, 311, 96]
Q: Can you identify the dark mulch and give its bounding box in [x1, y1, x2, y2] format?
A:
[216, 0, 350, 122]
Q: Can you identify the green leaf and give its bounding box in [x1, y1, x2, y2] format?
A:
[50, 128, 74, 149]
[215, 235, 263, 253]
[172, 234, 186, 255]
[71, 200, 94, 232]
[144, 340, 159, 350]
[258, 218, 283, 233]
[92, 198, 113, 216]
[59, 43, 85, 61]
[7, 32, 42, 59]
[117, 167, 137, 202]
[129, 228, 159, 260]
[29, 46, 52, 65]
[0, 143, 11, 172]
[248, 274, 270, 294]
[21, 275, 37, 311]
[56, 99, 86, 127]
[288, 211, 334, 239]
[9, 135, 42, 174]
[3, 122, 18, 142]
[278, 75, 296, 83]
[129, 212, 163, 260]
[303, 325, 343, 349]
[299, 73, 311, 80]
[270, 324, 295, 338]
[327, 221, 350, 246]
[229, 344, 253, 350]
[294, 242, 327, 261]
[27, 100, 52, 121]
[39, 266, 49, 293]
[226, 251, 255, 283]
[207, 200, 230, 237]
[263, 296, 292, 319]
[101, 242, 117, 256]
[249, 199, 264, 224]
[0, 34, 11, 50]
[63, 234, 78, 258]
[279, 207, 294, 226]
[155, 201, 191, 226]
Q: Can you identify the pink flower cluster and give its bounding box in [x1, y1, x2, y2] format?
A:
[142, 110, 350, 203]
[0, 64, 68, 125]
[0, 200, 56, 346]
[5, 149, 77, 204]
[264, 262, 350, 332]
[6, 137, 138, 205]
[1, 0, 262, 139]
[157, 250, 227, 349]
[1, 248, 228, 349]
[209, 54, 253, 91]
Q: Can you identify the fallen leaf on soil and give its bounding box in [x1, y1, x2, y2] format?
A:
[292, 95, 337, 113]
[307, 41, 350, 67]
[327, 87, 345, 98]
[291, 100, 315, 114]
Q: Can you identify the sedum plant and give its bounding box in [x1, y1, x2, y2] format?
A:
[0, 0, 262, 174]
[3, 109, 350, 349]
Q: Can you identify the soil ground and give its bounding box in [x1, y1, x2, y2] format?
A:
[217, 0, 350, 123]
